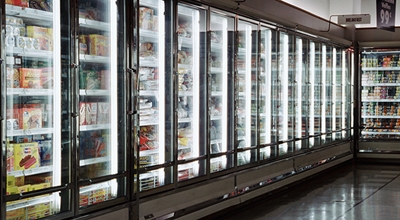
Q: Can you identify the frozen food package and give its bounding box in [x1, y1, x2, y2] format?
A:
[139, 7, 154, 30]
[13, 142, 40, 170]
[19, 68, 42, 88]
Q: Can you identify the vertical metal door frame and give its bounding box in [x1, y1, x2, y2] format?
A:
[0, 1, 6, 219]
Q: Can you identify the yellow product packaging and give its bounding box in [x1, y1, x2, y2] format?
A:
[89, 34, 107, 56]
[30, 182, 51, 191]
[21, 108, 42, 129]
[26, 26, 52, 50]
[14, 176, 24, 186]
[13, 142, 40, 170]
[17, 184, 30, 193]
[6, 186, 19, 195]
[6, 208, 25, 220]
[7, 175, 15, 187]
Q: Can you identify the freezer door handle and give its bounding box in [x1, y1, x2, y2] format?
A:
[0, 58, 4, 64]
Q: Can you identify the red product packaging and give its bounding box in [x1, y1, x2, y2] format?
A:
[19, 68, 42, 89]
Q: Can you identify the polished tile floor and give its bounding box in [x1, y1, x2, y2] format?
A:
[208, 161, 400, 220]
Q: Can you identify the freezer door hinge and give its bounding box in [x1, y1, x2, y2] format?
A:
[71, 112, 78, 118]
[70, 63, 79, 68]
[0, 58, 4, 64]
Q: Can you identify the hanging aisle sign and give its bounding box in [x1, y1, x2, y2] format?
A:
[377, 0, 396, 32]
[337, 14, 371, 25]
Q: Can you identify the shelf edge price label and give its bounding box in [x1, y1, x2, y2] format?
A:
[377, 0, 396, 32]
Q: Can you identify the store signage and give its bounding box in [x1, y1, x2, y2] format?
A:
[377, 0, 396, 32]
[337, 14, 371, 25]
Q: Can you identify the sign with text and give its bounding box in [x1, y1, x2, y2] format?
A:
[337, 14, 371, 25]
[377, 0, 396, 32]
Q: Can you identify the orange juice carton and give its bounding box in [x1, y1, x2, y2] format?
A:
[21, 108, 42, 129]
[7, 175, 15, 187]
[97, 102, 110, 124]
[14, 176, 25, 186]
[88, 34, 107, 56]
[86, 102, 97, 125]
[17, 184, 30, 193]
[19, 68, 42, 88]
[13, 142, 40, 170]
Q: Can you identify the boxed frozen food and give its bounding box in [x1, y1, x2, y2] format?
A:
[38, 139, 52, 166]
[139, 7, 154, 30]
[6, 68, 20, 88]
[6, 186, 19, 195]
[18, 184, 30, 193]
[26, 26, 52, 50]
[7, 145, 14, 172]
[25, 174, 52, 185]
[79, 35, 88, 54]
[100, 70, 109, 89]
[13, 142, 40, 170]
[19, 68, 42, 88]
[30, 182, 51, 191]
[15, 176, 25, 186]
[79, 102, 87, 125]
[97, 102, 110, 124]
[86, 102, 98, 125]
[21, 108, 42, 129]
[7, 175, 15, 187]
[5, 207, 25, 220]
[88, 34, 107, 56]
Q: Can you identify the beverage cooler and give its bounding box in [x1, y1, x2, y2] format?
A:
[1, 0, 127, 219]
[358, 48, 400, 157]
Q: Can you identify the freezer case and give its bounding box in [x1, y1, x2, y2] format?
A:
[3, 1, 69, 219]
[137, 0, 173, 192]
[236, 18, 258, 166]
[77, 0, 124, 208]
[176, 3, 207, 181]
[360, 49, 400, 139]
[208, 11, 235, 173]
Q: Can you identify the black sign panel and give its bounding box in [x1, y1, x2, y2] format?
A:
[377, 0, 396, 32]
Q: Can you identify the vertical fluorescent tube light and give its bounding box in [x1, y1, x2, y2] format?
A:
[296, 38, 302, 148]
[321, 45, 326, 140]
[332, 48, 336, 140]
[52, 0, 61, 187]
[282, 34, 289, 145]
[110, 0, 118, 196]
[309, 42, 315, 147]
[265, 30, 272, 144]
[192, 9, 200, 160]
[342, 50, 346, 138]
[245, 24, 252, 148]
[52, 0, 61, 211]
[158, 0, 165, 183]
[222, 17, 228, 153]
[351, 52, 354, 136]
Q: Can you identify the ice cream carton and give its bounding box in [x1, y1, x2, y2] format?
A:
[13, 142, 40, 170]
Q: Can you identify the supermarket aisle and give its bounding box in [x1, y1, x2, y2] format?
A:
[204, 161, 400, 220]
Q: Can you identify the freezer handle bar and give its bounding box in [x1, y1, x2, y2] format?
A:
[210, 150, 235, 158]
[6, 184, 70, 202]
[138, 161, 174, 173]
[177, 155, 208, 164]
[309, 128, 352, 138]
[79, 172, 127, 187]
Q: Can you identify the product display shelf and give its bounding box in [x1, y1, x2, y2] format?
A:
[361, 115, 400, 118]
[80, 156, 110, 166]
[7, 128, 54, 137]
[8, 165, 53, 178]
[80, 124, 110, 131]
[7, 47, 53, 58]
[362, 99, 400, 102]
[79, 182, 110, 194]
[6, 194, 54, 212]
[79, 18, 110, 31]
[6, 4, 52, 21]
[6, 88, 54, 96]
[79, 54, 109, 63]
[79, 89, 110, 96]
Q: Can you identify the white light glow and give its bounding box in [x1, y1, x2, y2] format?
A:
[245, 24, 252, 148]
[157, 0, 165, 183]
[264, 29, 272, 144]
[110, 0, 118, 196]
[222, 16, 228, 153]
[192, 9, 200, 158]
[309, 42, 315, 147]
[282, 34, 289, 142]
[296, 38, 302, 148]
[342, 50, 346, 138]
[332, 48, 337, 140]
[321, 45, 326, 140]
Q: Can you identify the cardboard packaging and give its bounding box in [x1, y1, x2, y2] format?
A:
[13, 142, 40, 170]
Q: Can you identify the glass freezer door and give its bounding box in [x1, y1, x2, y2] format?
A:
[310, 41, 322, 147]
[3, 1, 72, 219]
[236, 19, 258, 166]
[77, 0, 122, 208]
[209, 11, 235, 173]
[176, 4, 207, 181]
[137, 0, 171, 191]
